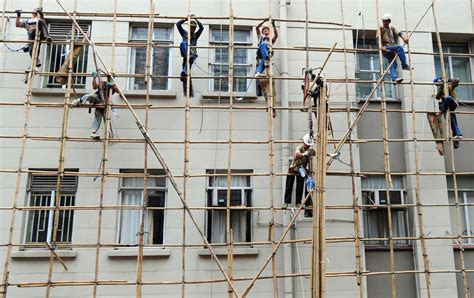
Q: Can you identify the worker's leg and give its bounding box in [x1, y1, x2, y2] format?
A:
[445, 97, 462, 137]
[259, 42, 270, 60]
[255, 59, 265, 74]
[383, 51, 398, 81]
[180, 42, 188, 76]
[450, 113, 462, 137]
[386, 45, 408, 68]
[92, 108, 105, 131]
[295, 175, 305, 206]
[284, 173, 296, 204]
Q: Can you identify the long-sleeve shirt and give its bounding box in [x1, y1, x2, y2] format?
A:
[436, 81, 458, 100]
[176, 19, 204, 54]
[289, 145, 316, 174]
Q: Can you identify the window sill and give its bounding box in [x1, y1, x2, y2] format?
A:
[357, 98, 400, 103]
[11, 249, 77, 259]
[200, 92, 258, 103]
[197, 247, 259, 257]
[32, 88, 87, 97]
[364, 245, 413, 251]
[107, 247, 171, 258]
[122, 90, 177, 100]
[453, 245, 474, 250]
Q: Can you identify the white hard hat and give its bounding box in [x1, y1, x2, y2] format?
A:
[382, 13, 392, 21]
[303, 133, 314, 146]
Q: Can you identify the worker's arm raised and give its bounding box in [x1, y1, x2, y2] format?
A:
[271, 20, 278, 43]
[176, 19, 187, 38]
[15, 10, 24, 28]
[255, 18, 268, 36]
[195, 19, 204, 38]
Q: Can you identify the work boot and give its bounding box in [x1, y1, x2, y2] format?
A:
[90, 132, 100, 139]
[35, 58, 42, 68]
[281, 203, 288, 209]
[395, 78, 403, 84]
[71, 99, 82, 107]
[402, 64, 413, 71]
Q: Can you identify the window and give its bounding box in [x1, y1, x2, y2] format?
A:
[43, 22, 90, 88]
[362, 176, 409, 247]
[209, 28, 252, 92]
[118, 170, 166, 245]
[355, 40, 396, 99]
[434, 43, 473, 101]
[25, 171, 78, 244]
[447, 177, 474, 245]
[206, 170, 252, 243]
[129, 25, 172, 91]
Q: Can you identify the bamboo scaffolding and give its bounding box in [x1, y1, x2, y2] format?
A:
[0, 0, 473, 297]
[402, 0, 432, 296]
[1, 0, 44, 295]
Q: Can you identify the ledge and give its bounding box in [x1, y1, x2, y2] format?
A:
[31, 88, 177, 100]
[11, 249, 77, 259]
[107, 248, 171, 258]
[32, 88, 87, 97]
[200, 92, 258, 103]
[197, 247, 259, 257]
[122, 90, 177, 100]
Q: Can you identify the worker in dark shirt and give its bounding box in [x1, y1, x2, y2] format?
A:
[176, 16, 204, 97]
[433, 77, 463, 145]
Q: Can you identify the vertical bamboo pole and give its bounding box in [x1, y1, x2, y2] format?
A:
[432, 1, 469, 296]
[181, 0, 192, 295]
[46, 1, 78, 297]
[266, 0, 278, 296]
[135, 1, 154, 297]
[374, 1, 396, 297]
[225, 1, 235, 296]
[0, 0, 7, 37]
[91, 0, 117, 296]
[339, 1, 364, 296]
[401, 1, 432, 296]
[1, 0, 44, 295]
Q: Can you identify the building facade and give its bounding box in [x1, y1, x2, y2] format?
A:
[1, 0, 473, 297]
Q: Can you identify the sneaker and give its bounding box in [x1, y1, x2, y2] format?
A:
[453, 135, 463, 140]
[71, 99, 81, 107]
[35, 58, 42, 68]
[282, 203, 288, 209]
[90, 132, 100, 139]
[395, 78, 403, 84]
[296, 203, 301, 208]
[402, 65, 413, 71]
[255, 72, 266, 78]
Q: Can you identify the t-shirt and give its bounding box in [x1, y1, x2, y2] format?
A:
[289, 145, 316, 174]
[379, 26, 402, 46]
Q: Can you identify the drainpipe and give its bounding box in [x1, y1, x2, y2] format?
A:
[279, 0, 292, 297]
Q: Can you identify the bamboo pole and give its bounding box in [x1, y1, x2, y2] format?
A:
[432, 1, 469, 297]
[1, 0, 44, 295]
[402, 1, 433, 296]
[55, 1, 239, 295]
[339, 1, 364, 296]
[46, 0, 79, 295]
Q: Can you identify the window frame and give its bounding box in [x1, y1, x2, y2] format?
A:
[208, 27, 252, 93]
[205, 170, 253, 244]
[361, 178, 410, 248]
[128, 24, 173, 91]
[42, 21, 91, 89]
[117, 170, 167, 246]
[23, 171, 78, 245]
[448, 188, 474, 245]
[433, 42, 473, 101]
[354, 39, 397, 101]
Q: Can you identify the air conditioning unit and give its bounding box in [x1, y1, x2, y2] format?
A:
[366, 190, 405, 206]
[212, 189, 245, 207]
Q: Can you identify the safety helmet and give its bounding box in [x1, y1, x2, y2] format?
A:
[303, 133, 314, 146]
[382, 13, 392, 21]
[433, 76, 443, 83]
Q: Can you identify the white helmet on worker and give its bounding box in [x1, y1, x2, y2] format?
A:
[303, 133, 314, 146]
[382, 13, 392, 21]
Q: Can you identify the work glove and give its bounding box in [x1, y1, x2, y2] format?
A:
[271, 19, 275, 26]
[263, 18, 269, 22]
[91, 71, 97, 78]
[15, 9, 22, 17]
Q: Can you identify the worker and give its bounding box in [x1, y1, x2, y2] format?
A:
[176, 15, 204, 97]
[15, 7, 51, 68]
[433, 77, 463, 147]
[71, 72, 118, 139]
[282, 134, 315, 212]
[378, 13, 411, 83]
[255, 18, 278, 78]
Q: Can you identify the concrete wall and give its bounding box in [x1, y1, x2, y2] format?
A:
[0, 0, 473, 297]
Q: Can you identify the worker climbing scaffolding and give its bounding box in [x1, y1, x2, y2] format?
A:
[176, 15, 204, 97]
[378, 13, 412, 83]
[255, 18, 278, 118]
[15, 7, 51, 69]
[71, 71, 118, 139]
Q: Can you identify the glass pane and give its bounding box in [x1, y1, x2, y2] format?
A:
[120, 190, 142, 244]
[211, 29, 229, 43]
[451, 57, 472, 100]
[234, 30, 250, 43]
[154, 27, 172, 40]
[211, 64, 229, 92]
[131, 47, 147, 90]
[215, 48, 229, 64]
[26, 194, 51, 243]
[234, 48, 248, 64]
[355, 71, 373, 99]
[132, 27, 148, 40]
[234, 65, 249, 92]
[152, 48, 170, 90]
